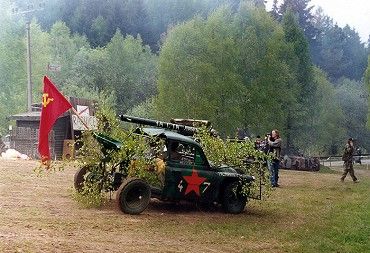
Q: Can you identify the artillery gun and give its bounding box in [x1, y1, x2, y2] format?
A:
[119, 114, 218, 137]
[74, 115, 253, 215]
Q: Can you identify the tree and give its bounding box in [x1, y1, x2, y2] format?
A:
[365, 56, 370, 129]
[282, 10, 315, 152]
[64, 47, 109, 97]
[156, 5, 299, 137]
[156, 8, 246, 135]
[336, 78, 369, 148]
[29, 20, 52, 101]
[318, 24, 347, 81]
[235, 6, 299, 137]
[310, 6, 332, 64]
[104, 31, 157, 113]
[31, 0, 252, 50]
[47, 21, 89, 87]
[300, 67, 345, 155]
[90, 15, 110, 47]
[0, 15, 28, 133]
[315, 24, 367, 81]
[63, 30, 158, 114]
[270, 0, 280, 20]
[279, 0, 317, 40]
[144, 0, 206, 51]
[283, 10, 314, 98]
[32, 0, 65, 30]
[340, 25, 368, 80]
[251, 0, 266, 8]
[311, 8, 367, 81]
[123, 0, 150, 40]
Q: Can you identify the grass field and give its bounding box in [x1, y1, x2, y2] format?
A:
[0, 160, 369, 252]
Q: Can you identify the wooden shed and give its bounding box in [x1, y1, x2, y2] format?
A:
[9, 97, 96, 159]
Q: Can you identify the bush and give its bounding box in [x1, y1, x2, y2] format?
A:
[195, 128, 272, 198]
[73, 101, 160, 206]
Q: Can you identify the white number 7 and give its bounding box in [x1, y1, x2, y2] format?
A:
[202, 182, 211, 193]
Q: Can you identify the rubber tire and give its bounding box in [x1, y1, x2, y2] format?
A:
[74, 165, 90, 192]
[221, 181, 247, 214]
[116, 178, 151, 215]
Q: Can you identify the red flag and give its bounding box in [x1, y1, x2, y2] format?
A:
[38, 76, 72, 164]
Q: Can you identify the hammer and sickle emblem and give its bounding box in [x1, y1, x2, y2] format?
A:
[42, 93, 54, 107]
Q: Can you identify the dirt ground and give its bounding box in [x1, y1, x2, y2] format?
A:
[0, 159, 369, 253]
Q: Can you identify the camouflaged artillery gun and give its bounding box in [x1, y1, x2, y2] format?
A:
[74, 115, 254, 215]
[119, 115, 218, 137]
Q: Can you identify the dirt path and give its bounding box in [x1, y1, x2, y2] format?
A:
[0, 159, 259, 252]
[0, 159, 368, 252]
[0, 160, 160, 252]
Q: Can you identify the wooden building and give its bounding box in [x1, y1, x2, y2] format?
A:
[9, 97, 96, 159]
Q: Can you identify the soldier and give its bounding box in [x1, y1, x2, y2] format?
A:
[169, 141, 182, 161]
[341, 138, 358, 183]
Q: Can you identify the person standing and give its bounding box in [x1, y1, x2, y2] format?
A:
[355, 147, 362, 164]
[268, 129, 282, 187]
[0, 134, 5, 152]
[341, 138, 358, 182]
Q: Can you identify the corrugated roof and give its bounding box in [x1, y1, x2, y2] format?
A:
[9, 110, 70, 121]
[8, 111, 41, 121]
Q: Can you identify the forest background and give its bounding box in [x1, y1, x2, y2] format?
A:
[0, 0, 370, 156]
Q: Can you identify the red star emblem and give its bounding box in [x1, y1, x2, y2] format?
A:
[183, 169, 206, 196]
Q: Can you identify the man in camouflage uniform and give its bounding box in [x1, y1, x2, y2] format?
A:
[341, 138, 358, 182]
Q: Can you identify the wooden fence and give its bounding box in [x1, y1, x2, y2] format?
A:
[10, 127, 54, 159]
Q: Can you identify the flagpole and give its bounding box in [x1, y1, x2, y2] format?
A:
[70, 107, 90, 130]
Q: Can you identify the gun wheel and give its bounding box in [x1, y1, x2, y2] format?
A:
[221, 181, 247, 214]
[116, 178, 151, 215]
[74, 165, 90, 192]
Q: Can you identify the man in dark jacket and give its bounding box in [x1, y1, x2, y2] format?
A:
[341, 138, 358, 182]
[268, 129, 282, 187]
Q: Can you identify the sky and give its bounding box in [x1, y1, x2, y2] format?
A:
[265, 0, 370, 43]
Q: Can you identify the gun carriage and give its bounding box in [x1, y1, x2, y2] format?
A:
[74, 115, 254, 214]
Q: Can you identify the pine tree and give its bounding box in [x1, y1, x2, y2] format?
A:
[310, 7, 332, 65]
[365, 56, 370, 128]
[252, 0, 266, 8]
[279, 0, 318, 50]
[282, 10, 315, 152]
[270, 0, 280, 20]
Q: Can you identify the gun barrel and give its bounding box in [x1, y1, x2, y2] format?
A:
[119, 115, 197, 135]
